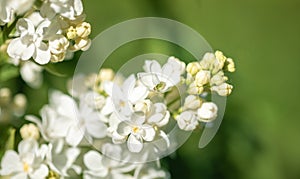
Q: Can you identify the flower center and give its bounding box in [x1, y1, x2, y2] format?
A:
[23, 162, 30, 173]
[154, 82, 166, 91]
[132, 126, 140, 134]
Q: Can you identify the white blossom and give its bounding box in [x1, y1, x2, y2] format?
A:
[211, 83, 233, 96]
[20, 61, 43, 88]
[0, 139, 49, 178]
[7, 18, 51, 64]
[138, 59, 181, 93]
[177, 111, 198, 131]
[20, 123, 40, 140]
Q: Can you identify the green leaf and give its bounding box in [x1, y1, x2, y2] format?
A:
[0, 64, 19, 82]
[5, 128, 16, 150]
[44, 63, 67, 77]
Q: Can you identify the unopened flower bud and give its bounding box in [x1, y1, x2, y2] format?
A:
[20, 123, 39, 140]
[50, 52, 66, 63]
[211, 83, 233, 96]
[197, 102, 218, 122]
[226, 58, 235, 72]
[76, 22, 91, 38]
[186, 62, 201, 76]
[66, 26, 77, 39]
[195, 70, 211, 85]
[183, 95, 202, 110]
[71, 37, 91, 51]
[13, 94, 27, 116]
[134, 100, 152, 115]
[210, 71, 228, 86]
[49, 35, 69, 55]
[98, 68, 115, 82]
[0, 88, 11, 106]
[188, 82, 203, 95]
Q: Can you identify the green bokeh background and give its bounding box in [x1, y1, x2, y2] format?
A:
[1, 0, 300, 178]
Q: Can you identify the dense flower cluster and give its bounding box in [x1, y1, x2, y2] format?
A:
[0, 52, 235, 178]
[0, 0, 92, 88]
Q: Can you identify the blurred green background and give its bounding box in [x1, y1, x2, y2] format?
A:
[1, 0, 300, 178]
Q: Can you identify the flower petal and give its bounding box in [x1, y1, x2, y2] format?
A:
[65, 124, 84, 146]
[83, 151, 106, 173]
[127, 134, 143, 153]
[0, 151, 23, 175]
[85, 118, 107, 138]
[30, 164, 49, 178]
[33, 42, 51, 65]
[7, 38, 34, 60]
[142, 125, 156, 141]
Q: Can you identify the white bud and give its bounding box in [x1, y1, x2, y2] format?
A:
[188, 82, 203, 95]
[76, 22, 91, 38]
[98, 68, 115, 82]
[0, 88, 11, 106]
[211, 83, 233, 96]
[49, 35, 69, 55]
[195, 70, 211, 85]
[226, 58, 235, 72]
[134, 100, 152, 115]
[50, 52, 65, 63]
[186, 62, 201, 76]
[20, 123, 40, 140]
[168, 56, 186, 75]
[197, 102, 218, 122]
[66, 26, 77, 39]
[71, 37, 91, 51]
[177, 111, 198, 131]
[210, 71, 228, 86]
[12, 94, 27, 116]
[183, 95, 202, 110]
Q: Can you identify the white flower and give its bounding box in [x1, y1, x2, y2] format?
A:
[76, 22, 91, 38]
[167, 56, 186, 75]
[105, 75, 149, 117]
[177, 111, 198, 131]
[7, 18, 51, 64]
[211, 83, 233, 96]
[20, 123, 40, 140]
[113, 114, 156, 153]
[0, 139, 49, 178]
[138, 59, 181, 93]
[147, 103, 170, 127]
[41, 0, 83, 20]
[20, 61, 43, 88]
[197, 102, 218, 122]
[70, 37, 91, 51]
[98, 68, 115, 82]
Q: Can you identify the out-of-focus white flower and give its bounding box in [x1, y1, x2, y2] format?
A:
[138, 59, 181, 93]
[113, 114, 156, 153]
[0, 88, 11, 106]
[20, 123, 40, 140]
[7, 18, 51, 64]
[98, 68, 115, 82]
[84, 144, 137, 179]
[0, 0, 34, 24]
[197, 102, 218, 122]
[139, 167, 168, 179]
[186, 62, 201, 76]
[0, 139, 49, 178]
[211, 83, 233, 96]
[20, 61, 43, 88]
[12, 93, 27, 116]
[195, 70, 211, 86]
[41, 0, 83, 20]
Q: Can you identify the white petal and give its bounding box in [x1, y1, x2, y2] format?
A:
[7, 38, 34, 60]
[137, 73, 156, 89]
[73, 0, 83, 15]
[18, 139, 38, 155]
[30, 164, 49, 179]
[0, 151, 23, 175]
[112, 131, 127, 144]
[85, 118, 107, 138]
[128, 86, 149, 104]
[65, 125, 84, 146]
[17, 18, 34, 35]
[116, 121, 131, 136]
[33, 42, 51, 65]
[149, 60, 162, 73]
[148, 113, 163, 124]
[11, 172, 28, 179]
[83, 151, 105, 172]
[127, 135, 143, 153]
[142, 125, 156, 141]
[36, 20, 51, 36]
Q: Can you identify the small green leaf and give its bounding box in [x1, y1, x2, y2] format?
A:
[5, 128, 16, 150]
[0, 64, 19, 82]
